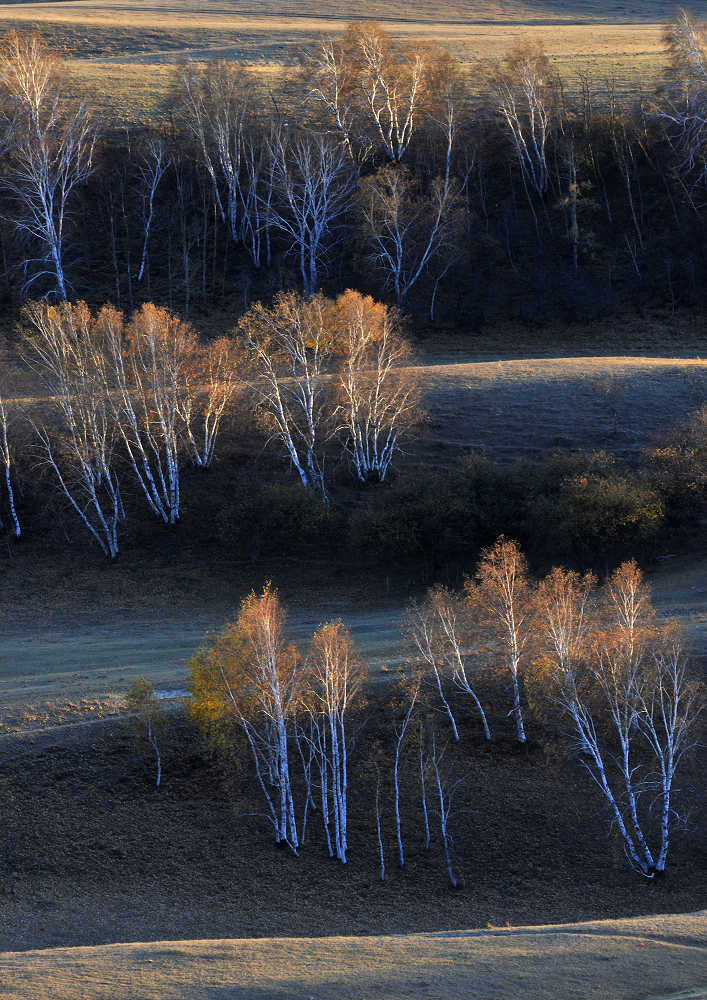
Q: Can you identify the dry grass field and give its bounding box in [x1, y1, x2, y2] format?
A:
[0, 0, 687, 123]
[1, 912, 705, 999]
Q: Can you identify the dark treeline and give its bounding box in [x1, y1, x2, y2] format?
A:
[0, 14, 706, 323]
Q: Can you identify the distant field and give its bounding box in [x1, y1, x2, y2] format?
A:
[0, 0, 687, 123]
[2, 911, 705, 1000]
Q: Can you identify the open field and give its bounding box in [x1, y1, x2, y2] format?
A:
[0, 1, 689, 123]
[1, 911, 706, 1000]
[0, 352, 704, 718]
[0, 347, 703, 981]
[415, 354, 706, 464]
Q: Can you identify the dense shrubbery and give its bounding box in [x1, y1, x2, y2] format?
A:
[346, 426, 705, 574]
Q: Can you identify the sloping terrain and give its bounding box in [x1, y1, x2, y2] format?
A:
[1, 911, 705, 1000]
[0, 0, 684, 28]
[0, 0, 685, 122]
[0, 354, 704, 711]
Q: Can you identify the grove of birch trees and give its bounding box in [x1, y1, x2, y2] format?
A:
[1, 289, 419, 553]
[0, 15, 702, 317]
[189, 548, 704, 884]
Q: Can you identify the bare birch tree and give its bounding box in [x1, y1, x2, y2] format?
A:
[238, 292, 334, 495]
[466, 536, 534, 743]
[134, 136, 169, 283]
[333, 289, 420, 482]
[306, 620, 364, 863]
[305, 36, 368, 163]
[307, 24, 456, 165]
[23, 300, 122, 557]
[489, 43, 558, 198]
[178, 60, 250, 245]
[0, 31, 97, 298]
[392, 669, 421, 868]
[267, 127, 356, 295]
[239, 124, 274, 268]
[342, 23, 436, 163]
[0, 391, 21, 538]
[359, 164, 462, 306]
[124, 677, 165, 788]
[656, 8, 707, 187]
[430, 730, 466, 887]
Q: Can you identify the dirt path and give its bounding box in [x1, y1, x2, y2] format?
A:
[1, 911, 705, 1000]
[1, 556, 703, 711]
[0, 603, 404, 706]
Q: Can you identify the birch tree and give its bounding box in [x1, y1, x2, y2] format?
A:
[305, 35, 368, 163]
[0, 391, 21, 538]
[238, 292, 334, 495]
[178, 336, 241, 469]
[99, 303, 193, 524]
[406, 585, 491, 742]
[333, 289, 420, 482]
[0, 31, 97, 298]
[267, 128, 356, 295]
[359, 164, 462, 306]
[538, 562, 704, 876]
[392, 669, 421, 868]
[466, 536, 534, 743]
[430, 730, 466, 887]
[134, 137, 169, 283]
[189, 584, 303, 851]
[307, 24, 456, 165]
[306, 620, 364, 863]
[239, 124, 274, 268]
[535, 567, 596, 692]
[657, 8, 707, 187]
[23, 300, 122, 557]
[490, 43, 559, 198]
[179, 60, 250, 245]
[342, 23, 437, 163]
[124, 677, 165, 787]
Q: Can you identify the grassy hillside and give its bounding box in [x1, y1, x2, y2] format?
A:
[0, 0, 685, 26]
[0, 0, 684, 123]
[0, 352, 704, 716]
[0, 696, 704, 949]
[1, 912, 706, 999]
